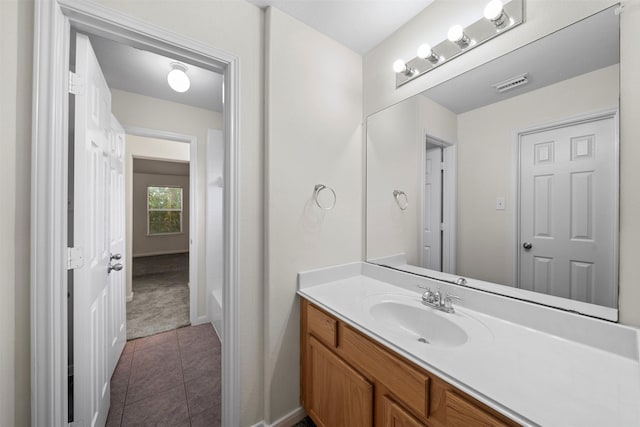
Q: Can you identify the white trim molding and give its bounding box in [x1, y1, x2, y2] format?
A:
[31, 1, 241, 425]
[249, 407, 308, 427]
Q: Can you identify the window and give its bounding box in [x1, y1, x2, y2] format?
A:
[147, 186, 183, 235]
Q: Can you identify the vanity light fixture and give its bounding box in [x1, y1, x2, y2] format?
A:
[393, 59, 415, 76]
[484, 0, 511, 30]
[393, 0, 525, 88]
[447, 25, 472, 49]
[417, 43, 441, 64]
[167, 62, 190, 93]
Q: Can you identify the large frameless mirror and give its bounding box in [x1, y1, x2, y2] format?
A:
[366, 5, 620, 320]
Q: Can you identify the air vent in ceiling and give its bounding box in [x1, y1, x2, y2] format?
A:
[492, 73, 529, 93]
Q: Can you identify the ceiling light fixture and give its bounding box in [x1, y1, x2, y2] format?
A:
[417, 43, 441, 64]
[447, 25, 471, 49]
[392, 0, 525, 89]
[393, 59, 415, 76]
[167, 62, 190, 93]
[484, 0, 511, 30]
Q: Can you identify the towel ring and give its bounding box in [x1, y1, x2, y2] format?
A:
[393, 190, 408, 210]
[314, 184, 336, 210]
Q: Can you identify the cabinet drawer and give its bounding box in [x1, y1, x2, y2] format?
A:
[445, 391, 510, 427]
[341, 325, 430, 419]
[382, 395, 426, 427]
[307, 304, 338, 348]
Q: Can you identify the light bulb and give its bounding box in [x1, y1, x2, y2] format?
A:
[167, 63, 190, 93]
[393, 59, 407, 74]
[484, 0, 510, 29]
[484, 0, 503, 20]
[447, 25, 471, 49]
[417, 44, 432, 59]
[447, 25, 464, 43]
[417, 43, 440, 64]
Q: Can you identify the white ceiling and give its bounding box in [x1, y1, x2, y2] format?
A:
[89, 34, 223, 112]
[89, 0, 436, 110]
[247, 0, 434, 54]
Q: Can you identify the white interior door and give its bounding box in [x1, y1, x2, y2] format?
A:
[108, 115, 126, 374]
[518, 116, 617, 307]
[72, 33, 119, 426]
[423, 144, 442, 270]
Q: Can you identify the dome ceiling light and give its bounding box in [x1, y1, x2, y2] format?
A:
[167, 62, 190, 93]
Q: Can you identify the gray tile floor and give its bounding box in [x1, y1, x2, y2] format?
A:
[293, 417, 316, 426]
[107, 324, 221, 426]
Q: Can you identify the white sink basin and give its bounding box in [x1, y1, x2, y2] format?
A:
[370, 301, 468, 347]
[365, 294, 492, 349]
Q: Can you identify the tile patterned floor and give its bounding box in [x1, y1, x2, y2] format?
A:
[107, 324, 221, 426]
[293, 416, 317, 427]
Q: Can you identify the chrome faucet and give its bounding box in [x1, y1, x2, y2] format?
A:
[417, 286, 461, 313]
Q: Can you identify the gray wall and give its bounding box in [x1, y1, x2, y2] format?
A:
[132, 159, 190, 257]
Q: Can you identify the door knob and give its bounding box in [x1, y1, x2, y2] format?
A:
[110, 253, 122, 260]
[108, 263, 123, 274]
[523, 242, 533, 250]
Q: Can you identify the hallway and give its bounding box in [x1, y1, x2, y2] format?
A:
[107, 324, 221, 426]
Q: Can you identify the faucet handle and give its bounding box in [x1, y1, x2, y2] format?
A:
[433, 288, 443, 305]
[418, 286, 436, 303]
[444, 294, 462, 310]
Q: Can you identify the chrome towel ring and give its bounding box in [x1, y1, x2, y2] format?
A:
[393, 190, 408, 210]
[314, 184, 336, 210]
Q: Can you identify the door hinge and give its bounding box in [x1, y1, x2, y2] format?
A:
[440, 162, 445, 171]
[68, 71, 84, 95]
[67, 247, 84, 270]
[440, 223, 445, 231]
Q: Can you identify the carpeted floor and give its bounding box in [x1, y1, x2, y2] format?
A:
[127, 254, 190, 340]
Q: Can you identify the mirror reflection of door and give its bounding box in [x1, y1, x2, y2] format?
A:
[518, 114, 617, 307]
[423, 141, 443, 271]
[422, 135, 455, 273]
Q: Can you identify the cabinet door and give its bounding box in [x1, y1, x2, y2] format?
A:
[383, 396, 426, 427]
[446, 392, 510, 427]
[307, 336, 373, 427]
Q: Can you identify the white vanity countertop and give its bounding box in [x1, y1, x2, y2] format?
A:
[297, 262, 640, 427]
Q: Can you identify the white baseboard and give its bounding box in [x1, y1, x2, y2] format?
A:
[191, 315, 209, 326]
[126, 292, 134, 302]
[249, 407, 307, 427]
[132, 249, 189, 258]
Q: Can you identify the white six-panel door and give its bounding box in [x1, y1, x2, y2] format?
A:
[518, 116, 617, 307]
[73, 33, 121, 426]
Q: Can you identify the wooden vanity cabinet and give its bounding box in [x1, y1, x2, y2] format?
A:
[300, 299, 519, 427]
[306, 335, 373, 427]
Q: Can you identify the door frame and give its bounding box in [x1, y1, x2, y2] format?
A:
[31, 0, 241, 425]
[511, 108, 619, 319]
[419, 132, 457, 274]
[125, 126, 202, 326]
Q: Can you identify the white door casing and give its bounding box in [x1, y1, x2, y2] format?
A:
[206, 129, 224, 339]
[108, 115, 127, 374]
[32, 1, 241, 425]
[72, 33, 115, 427]
[518, 114, 617, 307]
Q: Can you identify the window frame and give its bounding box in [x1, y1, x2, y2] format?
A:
[146, 185, 184, 236]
